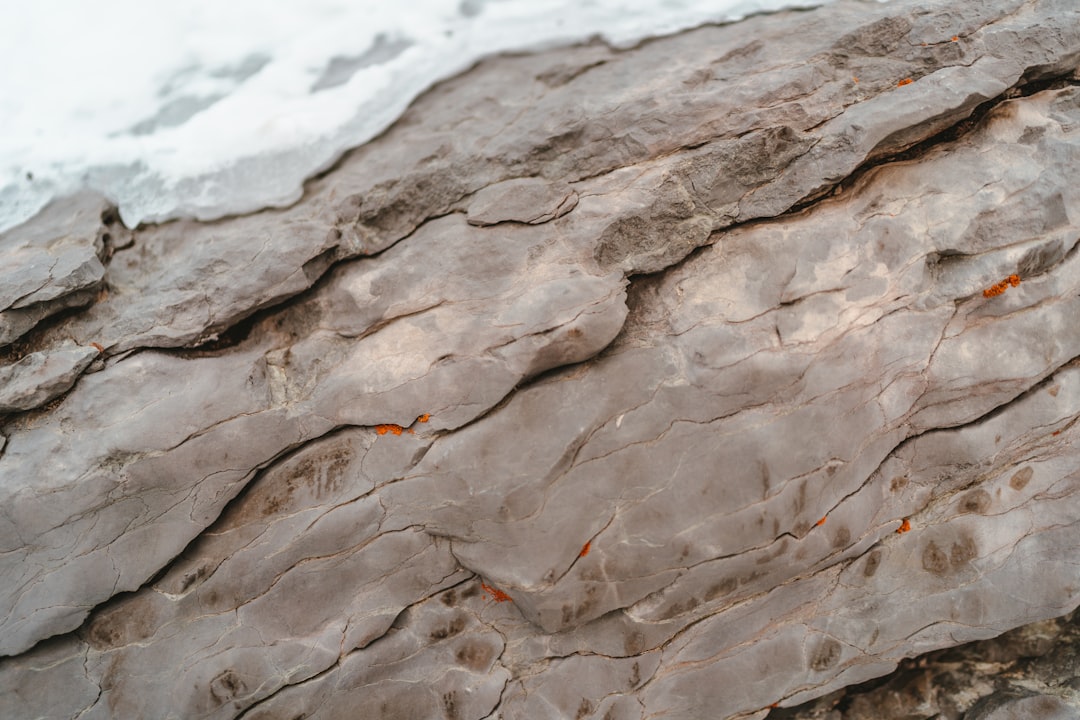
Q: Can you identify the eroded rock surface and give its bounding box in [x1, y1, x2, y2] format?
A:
[0, 191, 110, 346]
[0, 341, 99, 413]
[2, 1, 1080, 718]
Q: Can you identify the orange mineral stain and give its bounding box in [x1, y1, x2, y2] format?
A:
[481, 582, 513, 603]
[951, 35, 959, 41]
[579, 541, 591, 558]
[897, 77, 913, 87]
[90, 342, 105, 354]
[983, 274, 1021, 298]
[897, 518, 911, 534]
[815, 516, 827, 527]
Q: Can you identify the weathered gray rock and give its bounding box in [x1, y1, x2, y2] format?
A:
[0, 191, 109, 346]
[1, 1, 1080, 719]
[0, 342, 99, 413]
[466, 177, 578, 226]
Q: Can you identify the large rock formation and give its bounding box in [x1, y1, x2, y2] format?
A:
[2, 0, 1079, 717]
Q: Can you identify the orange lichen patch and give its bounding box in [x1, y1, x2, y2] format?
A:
[983, 274, 1021, 298]
[375, 424, 404, 436]
[897, 77, 913, 87]
[852, 76, 859, 84]
[90, 342, 105, 354]
[951, 35, 959, 41]
[897, 518, 911, 534]
[417, 413, 431, 423]
[815, 516, 827, 527]
[579, 541, 591, 558]
[481, 582, 512, 603]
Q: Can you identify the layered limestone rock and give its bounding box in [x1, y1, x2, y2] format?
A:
[0, 191, 112, 346]
[2, 0, 1080, 718]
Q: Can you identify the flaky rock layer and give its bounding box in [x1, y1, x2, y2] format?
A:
[2, 1, 1079, 718]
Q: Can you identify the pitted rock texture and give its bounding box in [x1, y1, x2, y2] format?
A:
[2, 1, 1080, 719]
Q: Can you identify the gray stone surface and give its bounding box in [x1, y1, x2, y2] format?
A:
[0, 342, 99, 413]
[0, 191, 109, 346]
[1, 1, 1079, 718]
[466, 177, 578, 226]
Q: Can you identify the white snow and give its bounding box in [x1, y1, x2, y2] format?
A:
[1, 0, 863, 232]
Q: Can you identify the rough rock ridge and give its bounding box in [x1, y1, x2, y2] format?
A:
[2, 0, 1080, 718]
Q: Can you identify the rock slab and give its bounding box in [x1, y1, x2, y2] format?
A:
[1, 1, 1080, 718]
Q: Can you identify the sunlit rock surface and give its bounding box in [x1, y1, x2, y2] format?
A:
[2, 0, 1080, 718]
